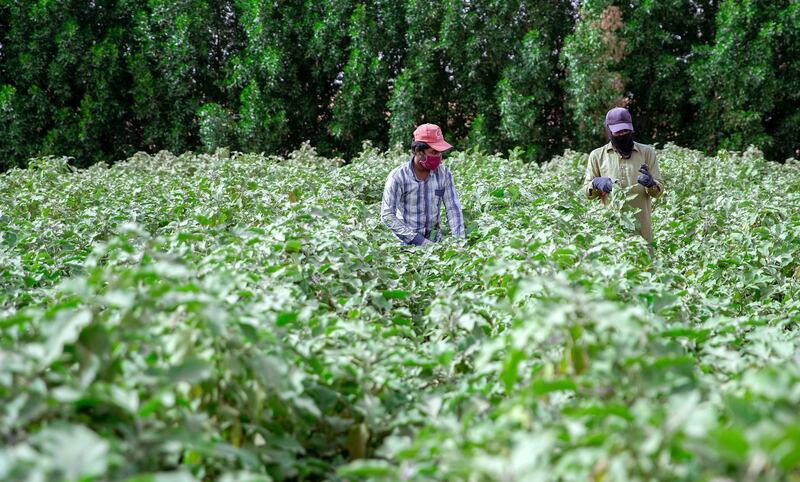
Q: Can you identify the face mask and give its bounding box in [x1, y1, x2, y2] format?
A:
[420, 154, 442, 171]
[610, 132, 634, 159]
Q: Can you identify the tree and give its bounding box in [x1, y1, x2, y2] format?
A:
[130, 0, 241, 155]
[0, 0, 138, 167]
[1, 0, 798, 169]
[690, 0, 800, 160]
[389, 0, 574, 157]
[496, 0, 574, 162]
[387, 0, 449, 148]
[562, 1, 628, 152]
[329, 1, 407, 157]
[496, 30, 555, 162]
[620, 0, 719, 149]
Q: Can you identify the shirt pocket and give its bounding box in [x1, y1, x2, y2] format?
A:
[599, 158, 615, 179]
[435, 188, 445, 197]
[402, 181, 419, 200]
[601, 157, 630, 186]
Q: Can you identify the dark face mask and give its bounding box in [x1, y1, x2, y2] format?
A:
[610, 132, 634, 159]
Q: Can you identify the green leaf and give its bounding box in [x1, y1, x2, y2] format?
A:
[276, 312, 298, 326]
[338, 459, 394, 477]
[381, 290, 408, 299]
[123, 472, 199, 482]
[34, 425, 110, 481]
[165, 358, 211, 384]
[42, 309, 93, 365]
[532, 378, 577, 396]
[501, 349, 525, 394]
[709, 427, 749, 462]
[284, 239, 302, 252]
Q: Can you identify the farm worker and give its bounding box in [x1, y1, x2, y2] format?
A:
[584, 107, 665, 243]
[381, 123, 466, 246]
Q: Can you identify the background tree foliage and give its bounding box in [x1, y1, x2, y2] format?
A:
[1, 0, 798, 170]
[689, 0, 800, 161]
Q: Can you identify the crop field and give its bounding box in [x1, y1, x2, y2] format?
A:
[1, 144, 799, 481]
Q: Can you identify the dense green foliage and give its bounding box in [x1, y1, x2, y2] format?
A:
[1, 0, 799, 170]
[1, 144, 799, 481]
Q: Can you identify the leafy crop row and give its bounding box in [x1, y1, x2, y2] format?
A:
[1, 144, 799, 481]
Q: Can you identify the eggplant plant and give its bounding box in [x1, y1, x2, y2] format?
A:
[1, 145, 799, 481]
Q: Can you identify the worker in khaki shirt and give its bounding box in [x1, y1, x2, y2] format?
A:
[584, 107, 664, 243]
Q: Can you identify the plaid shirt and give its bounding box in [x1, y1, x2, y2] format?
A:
[381, 158, 465, 245]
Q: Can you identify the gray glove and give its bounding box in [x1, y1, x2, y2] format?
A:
[637, 164, 656, 188]
[592, 176, 613, 193]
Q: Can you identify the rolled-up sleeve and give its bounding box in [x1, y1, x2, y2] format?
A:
[381, 169, 420, 244]
[584, 151, 602, 199]
[645, 150, 665, 199]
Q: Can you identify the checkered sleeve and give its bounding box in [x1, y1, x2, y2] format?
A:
[442, 167, 465, 237]
[381, 167, 424, 244]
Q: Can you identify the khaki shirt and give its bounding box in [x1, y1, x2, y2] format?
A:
[583, 142, 664, 242]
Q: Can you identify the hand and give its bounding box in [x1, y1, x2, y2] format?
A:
[421, 238, 433, 246]
[637, 164, 656, 188]
[592, 176, 613, 193]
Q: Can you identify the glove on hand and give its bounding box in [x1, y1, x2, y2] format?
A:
[592, 176, 613, 193]
[637, 164, 656, 188]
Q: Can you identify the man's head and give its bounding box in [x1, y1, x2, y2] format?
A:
[605, 107, 634, 136]
[412, 123, 452, 171]
[605, 108, 636, 158]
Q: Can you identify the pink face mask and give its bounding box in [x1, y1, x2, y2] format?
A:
[420, 155, 442, 171]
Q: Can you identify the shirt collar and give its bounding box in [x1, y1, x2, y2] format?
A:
[605, 141, 640, 153]
[408, 157, 424, 182]
[408, 157, 439, 181]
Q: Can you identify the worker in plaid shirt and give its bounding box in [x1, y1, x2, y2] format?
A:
[380, 123, 466, 246]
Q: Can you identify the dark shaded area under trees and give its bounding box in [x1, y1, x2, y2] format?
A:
[0, 0, 798, 171]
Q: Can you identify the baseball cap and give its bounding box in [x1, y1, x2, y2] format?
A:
[605, 107, 635, 134]
[413, 123, 453, 152]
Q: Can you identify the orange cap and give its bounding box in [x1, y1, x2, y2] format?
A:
[413, 123, 453, 152]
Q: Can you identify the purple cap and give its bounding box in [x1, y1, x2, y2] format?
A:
[605, 107, 634, 133]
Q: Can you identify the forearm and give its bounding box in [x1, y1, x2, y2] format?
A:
[443, 176, 466, 237]
[646, 155, 664, 198]
[647, 181, 664, 198]
[381, 175, 423, 245]
[585, 181, 602, 199]
[446, 208, 466, 237]
[584, 155, 602, 199]
[380, 209, 422, 244]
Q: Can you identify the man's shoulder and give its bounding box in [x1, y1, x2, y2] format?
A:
[589, 144, 610, 159]
[387, 162, 408, 180]
[435, 164, 453, 176]
[634, 142, 656, 155]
